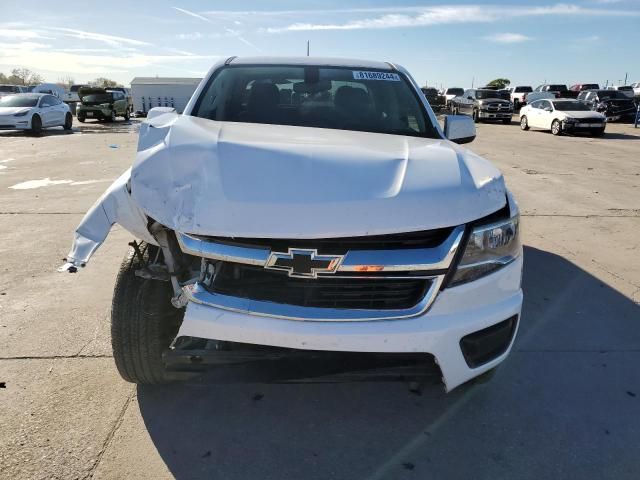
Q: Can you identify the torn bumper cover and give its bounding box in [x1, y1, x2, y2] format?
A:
[59, 168, 156, 272]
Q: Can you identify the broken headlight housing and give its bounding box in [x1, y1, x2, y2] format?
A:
[450, 215, 520, 286]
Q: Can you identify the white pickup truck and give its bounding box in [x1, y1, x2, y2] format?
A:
[507, 85, 533, 110]
[63, 84, 89, 104]
[61, 57, 523, 392]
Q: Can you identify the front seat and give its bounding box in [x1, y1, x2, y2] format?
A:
[242, 82, 280, 123]
[334, 86, 373, 129]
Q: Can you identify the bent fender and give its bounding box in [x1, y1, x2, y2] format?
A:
[59, 168, 156, 272]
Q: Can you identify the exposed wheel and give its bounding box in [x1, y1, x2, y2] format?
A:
[520, 116, 529, 130]
[63, 112, 73, 130]
[472, 109, 480, 123]
[513, 99, 520, 110]
[502, 117, 511, 125]
[77, 116, 85, 123]
[109, 109, 116, 122]
[551, 119, 562, 135]
[111, 243, 184, 384]
[592, 128, 605, 137]
[30, 114, 42, 135]
[124, 109, 130, 121]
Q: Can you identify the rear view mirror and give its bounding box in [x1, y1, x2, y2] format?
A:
[443, 115, 476, 144]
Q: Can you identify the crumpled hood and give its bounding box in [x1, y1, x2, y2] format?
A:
[131, 115, 506, 238]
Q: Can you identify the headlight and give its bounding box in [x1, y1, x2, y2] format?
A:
[564, 117, 578, 123]
[13, 110, 30, 117]
[450, 215, 520, 286]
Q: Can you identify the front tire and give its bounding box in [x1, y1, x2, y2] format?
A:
[77, 115, 85, 123]
[551, 119, 562, 135]
[502, 117, 511, 125]
[109, 109, 116, 122]
[124, 109, 130, 121]
[30, 114, 42, 135]
[472, 109, 480, 123]
[63, 112, 73, 130]
[592, 128, 605, 137]
[520, 116, 529, 130]
[111, 243, 184, 384]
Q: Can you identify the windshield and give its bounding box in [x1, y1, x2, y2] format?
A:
[421, 88, 438, 96]
[599, 91, 628, 100]
[476, 90, 510, 100]
[548, 85, 568, 91]
[0, 86, 18, 92]
[553, 101, 590, 111]
[192, 65, 438, 138]
[0, 95, 38, 107]
[446, 88, 464, 96]
[581, 84, 599, 90]
[515, 86, 532, 93]
[82, 93, 113, 103]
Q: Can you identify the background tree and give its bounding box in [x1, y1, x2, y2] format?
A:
[0, 72, 8, 83]
[8, 67, 43, 86]
[89, 77, 121, 88]
[57, 75, 75, 89]
[486, 78, 511, 89]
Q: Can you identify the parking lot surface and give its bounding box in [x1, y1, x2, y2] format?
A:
[1, 119, 639, 479]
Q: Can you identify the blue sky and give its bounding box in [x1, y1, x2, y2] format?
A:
[1, 0, 638, 88]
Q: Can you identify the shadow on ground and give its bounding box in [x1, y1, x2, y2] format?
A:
[0, 120, 139, 138]
[137, 246, 640, 480]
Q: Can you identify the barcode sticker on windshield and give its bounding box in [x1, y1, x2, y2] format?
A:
[353, 71, 401, 81]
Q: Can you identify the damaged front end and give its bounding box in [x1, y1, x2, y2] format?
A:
[59, 168, 155, 272]
[59, 165, 201, 309]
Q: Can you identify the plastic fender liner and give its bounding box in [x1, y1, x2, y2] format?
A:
[59, 168, 156, 272]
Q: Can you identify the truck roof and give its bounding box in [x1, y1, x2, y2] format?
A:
[228, 56, 393, 70]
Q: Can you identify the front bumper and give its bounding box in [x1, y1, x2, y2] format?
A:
[562, 121, 605, 132]
[478, 110, 513, 119]
[77, 107, 111, 119]
[175, 255, 523, 391]
[0, 118, 30, 130]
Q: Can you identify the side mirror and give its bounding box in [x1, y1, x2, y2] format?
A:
[146, 106, 176, 120]
[544, 106, 553, 112]
[443, 115, 476, 144]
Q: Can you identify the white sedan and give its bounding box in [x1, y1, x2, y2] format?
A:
[0, 93, 72, 134]
[519, 98, 606, 136]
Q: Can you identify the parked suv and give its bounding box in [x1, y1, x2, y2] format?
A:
[61, 57, 523, 392]
[577, 89, 637, 121]
[77, 87, 130, 122]
[507, 86, 532, 110]
[107, 87, 133, 113]
[451, 88, 513, 123]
